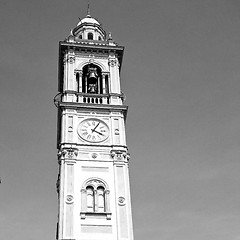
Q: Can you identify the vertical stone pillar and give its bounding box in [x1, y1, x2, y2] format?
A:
[94, 189, 98, 211]
[60, 149, 78, 239]
[79, 72, 83, 92]
[85, 76, 88, 93]
[81, 189, 87, 212]
[105, 190, 110, 212]
[63, 53, 68, 92]
[108, 56, 120, 94]
[102, 73, 106, 94]
[67, 54, 75, 91]
[97, 77, 100, 94]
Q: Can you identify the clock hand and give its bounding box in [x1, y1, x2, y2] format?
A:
[91, 122, 100, 132]
[92, 129, 104, 136]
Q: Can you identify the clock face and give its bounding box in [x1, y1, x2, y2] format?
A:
[78, 118, 109, 143]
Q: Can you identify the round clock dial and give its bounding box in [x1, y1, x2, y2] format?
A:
[78, 118, 109, 143]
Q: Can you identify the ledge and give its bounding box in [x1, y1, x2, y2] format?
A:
[58, 101, 128, 113]
[80, 211, 112, 220]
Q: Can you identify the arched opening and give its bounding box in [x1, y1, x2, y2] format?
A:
[86, 186, 94, 212]
[82, 64, 103, 94]
[88, 32, 93, 40]
[97, 186, 105, 212]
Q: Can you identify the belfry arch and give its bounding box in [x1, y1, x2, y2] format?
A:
[76, 63, 109, 95]
[82, 63, 102, 94]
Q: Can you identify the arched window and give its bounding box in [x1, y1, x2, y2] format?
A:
[80, 178, 111, 219]
[97, 186, 105, 212]
[88, 32, 93, 40]
[86, 186, 94, 212]
[82, 64, 103, 94]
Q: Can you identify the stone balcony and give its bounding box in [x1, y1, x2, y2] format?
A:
[58, 92, 124, 106]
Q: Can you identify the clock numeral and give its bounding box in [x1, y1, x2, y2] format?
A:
[87, 122, 91, 126]
[92, 136, 96, 142]
[82, 131, 88, 135]
[92, 121, 95, 126]
[87, 134, 91, 140]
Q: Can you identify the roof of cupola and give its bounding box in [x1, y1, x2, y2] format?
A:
[71, 13, 105, 37]
[77, 14, 100, 26]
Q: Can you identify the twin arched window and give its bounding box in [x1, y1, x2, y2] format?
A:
[81, 179, 110, 216]
[86, 186, 105, 212]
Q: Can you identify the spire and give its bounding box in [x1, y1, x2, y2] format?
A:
[87, 0, 91, 17]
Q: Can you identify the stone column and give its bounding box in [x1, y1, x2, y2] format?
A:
[102, 73, 106, 94]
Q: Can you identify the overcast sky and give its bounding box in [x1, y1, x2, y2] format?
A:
[1, 0, 240, 240]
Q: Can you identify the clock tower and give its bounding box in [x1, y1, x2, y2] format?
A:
[55, 12, 134, 240]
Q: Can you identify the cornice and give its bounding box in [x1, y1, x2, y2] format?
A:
[58, 101, 128, 113]
[59, 41, 124, 53]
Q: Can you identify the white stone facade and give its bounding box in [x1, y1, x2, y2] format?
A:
[55, 14, 134, 240]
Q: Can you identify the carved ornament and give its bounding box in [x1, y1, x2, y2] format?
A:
[92, 153, 98, 159]
[63, 55, 75, 64]
[110, 150, 130, 161]
[66, 195, 74, 204]
[118, 196, 126, 206]
[108, 58, 118, 67]
[57, 148, 78, 159]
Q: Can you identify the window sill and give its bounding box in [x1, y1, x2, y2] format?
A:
[80, 211, 112, 220]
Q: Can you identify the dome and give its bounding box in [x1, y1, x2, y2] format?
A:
[77, 15, 100, 26]
[72, 14, 106, 42]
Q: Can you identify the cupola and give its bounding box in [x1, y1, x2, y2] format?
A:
[71, 14, 106, 42]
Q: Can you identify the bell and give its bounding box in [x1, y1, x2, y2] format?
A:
[89, 71, 97, 79]
[88, 67, 98, 80]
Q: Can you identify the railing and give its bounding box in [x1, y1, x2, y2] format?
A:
[77, 93, 110, 104]
[57, 91, 124, 106]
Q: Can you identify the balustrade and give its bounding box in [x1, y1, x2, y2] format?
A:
[60, 92, 125, 105]
[77, 93, 110, 104]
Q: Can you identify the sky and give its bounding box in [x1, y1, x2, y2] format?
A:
[0, 0, 240, 239]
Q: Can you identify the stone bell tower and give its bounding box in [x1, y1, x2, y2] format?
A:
[55, 12, 134, 240]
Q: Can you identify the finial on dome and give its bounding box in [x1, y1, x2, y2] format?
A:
[87, 0, 91, 17]
[108, 32, 113, 40]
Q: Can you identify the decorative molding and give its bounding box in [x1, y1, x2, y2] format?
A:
[108, 58, 118, 67]
[76, 59, 107, 72]
[64, 55, 76, 64]
[86, 179, 105, 188]
[82, 177, 109, 190]
[66, 194, 74, 204]
[110, 150, 130, 161]
[118, 196, 126, 206]
[114, 129, 120, 135]
[91, 153, 98, 159]
[69, 56, 75, 64]
[58, 148, 78, 159]
[80, 212, 112, 220]
[89, 54, 95, 63]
